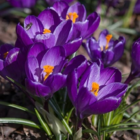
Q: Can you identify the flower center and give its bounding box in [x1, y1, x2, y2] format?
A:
[66, 12, 79, 23]
[91, 82, 99, 96]
[43, 65, 54, 81]
[3, 52, 9, 59]
[100, 34, 112, 51]
[43, 29, 51, 34]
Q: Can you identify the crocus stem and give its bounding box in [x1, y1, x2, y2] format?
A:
[49, 100, 72, 135]
[76, 117, 83, 131]
[62, 88, 67, 115]
[97, 115, 102, 140]
[124, 73, 134, 84]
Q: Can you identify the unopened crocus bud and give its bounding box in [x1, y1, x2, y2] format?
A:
[125, 38, 140, 84]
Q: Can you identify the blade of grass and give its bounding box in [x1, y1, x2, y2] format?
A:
[0, 118, 40, 129]
[0, 101, 35, 115]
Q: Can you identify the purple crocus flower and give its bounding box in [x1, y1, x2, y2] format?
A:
[0, 44, 25, 83]
[16, 8, 82, 56]
[125, 38, 140, 84]
[83, 29, 125, 67]
[67, 62, 127, 119]
[7, 0, 38, 8]
[46, 0, 73, 6]
[25, 44, 67, 98]
[52, 1, 100, 39]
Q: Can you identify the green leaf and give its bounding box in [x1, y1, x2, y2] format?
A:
[0, 101, 35, 115]
[49, 100, 72, 135]
[82, 129, 98, 137]
[34, 108, 52, 136]
[102, 127, 140, 133]
[101, 122, 140, 132]
[56, 134, 67, 140]
[6, 76, 26, 91]
[124, 80, 140, 101]
[73, 127, 82, 140]
[0, 118, 40, 129]
[123, 112, 140, 123]
[132, 106, 139, 113]
[116, 28, 137, 35]
[66, 107, 74, 124]
[112, 99, 140, 123]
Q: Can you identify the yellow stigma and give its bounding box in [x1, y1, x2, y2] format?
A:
[43, 65, 54, 81]
[66, 12, 79, 23]
[43, 29, 51, 34]
[3, 52, 9, 59]
[91, 82, 99, 96]
[105, 34, 112, 50]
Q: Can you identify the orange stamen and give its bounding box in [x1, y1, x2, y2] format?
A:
[105, 34, 112, 50]
[3, 52, 9, 59]
[43, 29, 51, 34]
[43, 65, 54, 81]
[91, 82, 99, 96]
[66, 12, 78, 23]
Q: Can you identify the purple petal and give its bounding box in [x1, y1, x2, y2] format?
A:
[0, 60, 4, 71]
[71, 21, 88, 39]
[113, 36, 125, 62]
[25, 79, 51, 97]
[54, 20, 73, 46]
[79, 63, 100, 90]
[0, 44, 13, 60]
[75, 87, 96, 118]
[64, 55, 88, 78]
[98, 29, 109, 47]
[103, 50, 114, 67]
[5, 48, 20, 65]
[86, 37, 101, 61]
[83, 12, 100, 39]
[28, 43, 46, 58]
[83, 96, 122, 115]
[3, 62, 23, 83]
[98, 67, 121, 86]
[24, 15, 44, 39]
[97, 82, 127, 100]
[44, 73, 67, 94]
[67, 2, 86, 22]
[52, 1, 68, 18]
[40, 46, 65, 69]
[63, 37, 82, 56]
[25, 57, 39, 81]
[35, 33, 56, 49]
[67, 70, 78, 105]
[16, 24, 33, 52]
[38, 9, 61, 32]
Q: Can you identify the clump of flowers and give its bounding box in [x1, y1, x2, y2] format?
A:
[1, 1, 140, 140]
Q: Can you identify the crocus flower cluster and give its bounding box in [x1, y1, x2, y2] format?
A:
[1, 1, 128, 123]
